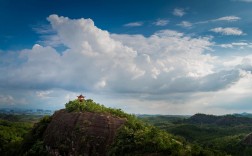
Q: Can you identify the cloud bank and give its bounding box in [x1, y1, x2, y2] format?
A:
[1, 15, 252, 114]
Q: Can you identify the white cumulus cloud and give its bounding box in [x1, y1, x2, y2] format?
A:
[1, 15, 219, 95]
[1, 14, 251, 114]
[210, 27, 244, 35]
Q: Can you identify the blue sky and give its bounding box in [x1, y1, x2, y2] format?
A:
[1, 0, 252, 114]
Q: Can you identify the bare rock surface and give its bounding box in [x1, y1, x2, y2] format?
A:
[43, 109, 126, 156]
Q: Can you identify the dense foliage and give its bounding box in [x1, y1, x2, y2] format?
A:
[111, 117, 227, 155]
[187, 113, 252, 126]
[19, 115, 52, 156]
[140, 114, 252, 155]
[109, 118, 187, 155]
[0, 114, 51, 156]
[65, 99, 133, 119]
[66, 100, 187, 154]
[0, 119, 33, 155]
[65, 99, 225, 155]
[3, 100, 252, 155]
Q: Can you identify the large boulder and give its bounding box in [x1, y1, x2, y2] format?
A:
[43, 109, 126, 156]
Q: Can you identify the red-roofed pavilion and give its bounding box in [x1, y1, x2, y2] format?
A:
[77, 94, 85, 102]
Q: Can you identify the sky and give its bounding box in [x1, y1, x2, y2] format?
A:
[1, 0, 252, 115]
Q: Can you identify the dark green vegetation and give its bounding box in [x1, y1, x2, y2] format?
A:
[0, 119, 32, 155]
[0, 114, 47, 156]
[65, 99, 224, 155]
[2, 99, 252, 156]
[139, 113, 252, 156]
[65, 99, 132, 119]
[19, 115, 51, 155]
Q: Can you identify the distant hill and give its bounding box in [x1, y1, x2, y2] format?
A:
[232, 112, 252, 118]
[186, 113, 252, 126]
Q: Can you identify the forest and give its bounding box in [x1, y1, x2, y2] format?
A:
[1, 101, 252, 155]
[139, 113, 252, 155]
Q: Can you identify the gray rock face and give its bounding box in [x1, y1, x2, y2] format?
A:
[43, 109, 126, 156]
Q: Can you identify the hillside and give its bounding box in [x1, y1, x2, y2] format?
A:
[141, 114, 252, 156]
[17, 98, 226, 156]
[0, 119, 33, 156]
[43, 109, 125, 155]
[186, 113, 252, 126]
[2, 101, 252, 155]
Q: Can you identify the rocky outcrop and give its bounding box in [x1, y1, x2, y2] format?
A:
[43, 109, 126, 156]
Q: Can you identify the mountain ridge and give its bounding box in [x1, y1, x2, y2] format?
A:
[185, 113, 252, 126]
